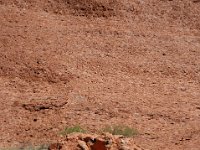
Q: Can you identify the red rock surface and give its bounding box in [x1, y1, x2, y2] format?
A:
[0, 0, 200, 149]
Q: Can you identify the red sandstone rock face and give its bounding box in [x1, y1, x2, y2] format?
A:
[0, 0, 200, 150]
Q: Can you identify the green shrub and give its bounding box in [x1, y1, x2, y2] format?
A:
[60, 125, 86, 135]
[102, 125, 138, 137]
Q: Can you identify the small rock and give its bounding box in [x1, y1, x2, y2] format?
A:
[119, 145, 130, 150]
[196, 106, 200, 109]
[78, 140, 90, 150]
[119, 139, 130, 150]
[105, 139, 112, 149]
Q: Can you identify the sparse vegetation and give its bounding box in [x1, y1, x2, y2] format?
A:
[102, 125, 138, 137]
[60, 125, 86, 135]
[60, 125, 137, 137]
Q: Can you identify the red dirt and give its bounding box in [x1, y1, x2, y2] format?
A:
[0, 0, 200, 149]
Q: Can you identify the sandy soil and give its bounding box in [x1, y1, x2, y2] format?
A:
[0, 0, 200, 149]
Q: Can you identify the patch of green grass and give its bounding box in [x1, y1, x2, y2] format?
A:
[60, 125, 86, 135]
[102, 125, 138, 137]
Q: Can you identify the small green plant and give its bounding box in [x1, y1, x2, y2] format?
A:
[102, 125, 138, 137]
[60, 125, 86, 135]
